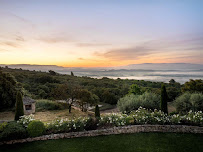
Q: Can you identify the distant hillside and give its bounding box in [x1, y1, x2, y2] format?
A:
[0, 63, 202, 72]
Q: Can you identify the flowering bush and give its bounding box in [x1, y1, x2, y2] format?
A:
[128, 107, 203, 126]
[129, 107, 169, 125]
[46, 117, 93, 134]
[99, 113, 134, 127]
[17, 114, 35, 128]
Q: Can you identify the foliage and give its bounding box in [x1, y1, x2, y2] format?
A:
[175, 92, 203, 113]
[99, 113, 132, 127]
[17, 114, 35, 128]
[0, 122, 8, 132]
[117, 92, 160, 113]
[170, 111, 203, 125]
[15, 92, 24, 120]
[2, 67, 181, 106]
[182, 79, 203, 93]
[71, 71, 74, 76]
[76, 89, 97, 111]
[0, 121, 27, 141]
[161, 84, 168, 114]
[130, 107, 169, 125]
[128, 84, 142, 95]
[95, 105, 100, 119]
[27, 120, 45, 137]
[36, 100, 68, 111]
[0, 71, 18, 110]
[46, 117, 93, 134]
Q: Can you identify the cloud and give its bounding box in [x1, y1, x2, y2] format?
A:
[76, 43, 111, 47]
[37, 34, 75, 43]
[0, 41, 20, 48]
[15, 35, 25, 42]
[95, 46, 154, 60]
[94, 34, 203, 61]
[0, 48, 10, 52]
[78, 57, 85, 60]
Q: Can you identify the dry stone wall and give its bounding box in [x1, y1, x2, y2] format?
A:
[1, 125, 203, 145]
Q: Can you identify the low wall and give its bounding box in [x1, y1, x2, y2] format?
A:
[1, 125, 203, 145]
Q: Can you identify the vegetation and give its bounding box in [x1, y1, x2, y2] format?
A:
[160, 84, 168, 114]
[128, 84, 142, 95]
[175, 92, 203, 113]
[182, 79, 203, 93]
[1, 133, 203, 152]
[27, 120, 45, 137]
[15, 92, 24, 120]
[0, 121, 27, 141]
[0, 70, 19, 110]
[36, 100, 68, 111]
[95, 105, 100, 119]
[117, 92, 160, 113]
[0, 67, 182, 107]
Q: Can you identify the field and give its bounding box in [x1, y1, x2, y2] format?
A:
[1, 133, 203, 152]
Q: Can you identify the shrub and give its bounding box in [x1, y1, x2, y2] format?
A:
[0, 121, 27, 141]
[17, 114, 35, 128]
[15, 92, 24, 120]
[46, 117, 93, 134]
[175, 92, 203, 113]
[117, 92, 160, 113]
[0, 122, 8, 132]
[36, 100, 68, 111]
[99, 113, 129, 127]
[161, 84, 168, 114]
[27, 120, 45, 137]
[95, 105, 100, 119]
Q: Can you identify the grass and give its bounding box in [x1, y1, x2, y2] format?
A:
[0, 108, 92, 122]
[0, 133, 202, 152]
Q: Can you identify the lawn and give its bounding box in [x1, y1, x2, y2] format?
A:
[0, 108, 92, 122]
[1, 133, 202, 152]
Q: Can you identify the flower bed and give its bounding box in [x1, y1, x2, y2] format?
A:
[0, 107, 202, 141]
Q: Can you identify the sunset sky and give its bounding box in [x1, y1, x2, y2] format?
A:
[0, 0, 203, 67]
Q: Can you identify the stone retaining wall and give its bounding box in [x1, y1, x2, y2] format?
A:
[1, 125, 203, 145]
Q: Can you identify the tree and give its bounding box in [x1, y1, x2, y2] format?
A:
[15, 92, 24, 120]
[102, 90, 118, 105]
[95, 105, 100, 119]
[128, 84, 142, 95]
[182, 79, 203, 93]
[0, 71, 18, 110]
[71, 71, 74, 76]
[169, 79, 176, 84]
[48, 70, 57, 75]
[160, 84, 168, 114]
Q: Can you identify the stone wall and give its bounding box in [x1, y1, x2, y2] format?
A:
[1, 125, 203, 145]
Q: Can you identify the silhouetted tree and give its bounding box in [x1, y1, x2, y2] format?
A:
[71, 71, 74, 76]
[15, 92, 24, 120]
[95, 105, 100, 119]
[161, 84, 168, 114]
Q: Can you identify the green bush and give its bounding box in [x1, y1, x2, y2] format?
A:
[117, 92, 160, 113]
[161, 84, 168, 114]
[0, 122, 8, 132]
[95, 105, 100, 119]
[0, 121, 27, 141]
[175, 92, 203, 113]
[15, 92, 24, 120]
[27, 120, 45, 137]
[36, 100, 68, 111]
